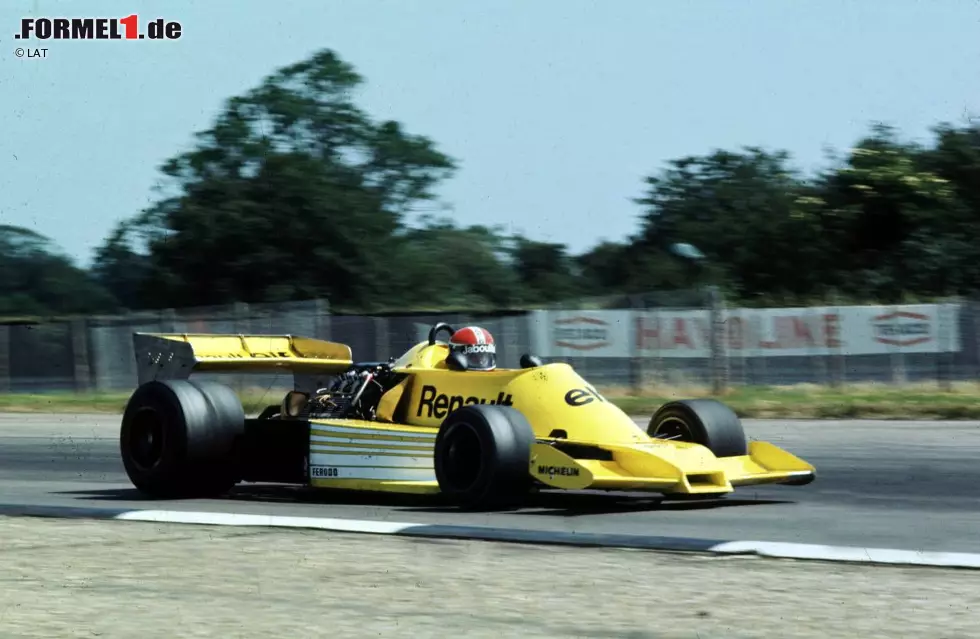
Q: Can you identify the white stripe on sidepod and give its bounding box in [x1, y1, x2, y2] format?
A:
[309, 445, 430, 456]
[709, 541, 980, 568]
[308, 453, 433, 468]
[310, 426, 436, 439]
[310, 435, 433, 449]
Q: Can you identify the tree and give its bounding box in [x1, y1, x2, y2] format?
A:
[913, 122, 980, 294]
[388, 216, 524, 311]
[94, 58, 980, 314]
[633, 148, 831, 302]
[0, 225, 117, 316]
[922, 122, 980, 214]
[91, 221, 152, 310]
[815, 123, 966, 300]
[97, 49, 456, 311]
[511, 238, 579, 304]
[627, 123, 980, 304]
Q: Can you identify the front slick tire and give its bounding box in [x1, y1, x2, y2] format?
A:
[120, 379, 245, 499]
[434, 404, 534, 510]
[647, 398, 747, 458]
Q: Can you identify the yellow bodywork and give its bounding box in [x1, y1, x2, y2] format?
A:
[310, 339, 814, 496]
[529, 440, 813, 494]
[134, 332, 353, 375]
[137, 332, 815, 497]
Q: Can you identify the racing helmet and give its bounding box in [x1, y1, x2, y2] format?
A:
[446, 326, 497, 371]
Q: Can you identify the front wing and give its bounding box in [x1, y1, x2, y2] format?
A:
[530, 438, 815, 495]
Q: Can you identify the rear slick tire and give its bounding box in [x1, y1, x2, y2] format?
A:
[120, 379, 245, 499]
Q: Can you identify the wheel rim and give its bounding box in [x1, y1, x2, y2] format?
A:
[443, 423, 483, 491]
[653, 415, 693, 442]
[128, 408, 165, 471]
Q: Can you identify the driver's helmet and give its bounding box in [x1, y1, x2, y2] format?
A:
[446, 326, 497, 371]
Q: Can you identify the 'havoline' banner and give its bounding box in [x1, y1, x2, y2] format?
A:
[529, 304, 960, 358]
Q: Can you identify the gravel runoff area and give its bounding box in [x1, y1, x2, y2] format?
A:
[0, 517, 977, 638]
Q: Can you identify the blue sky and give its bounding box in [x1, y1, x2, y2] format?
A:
[1, 0, 978, 267]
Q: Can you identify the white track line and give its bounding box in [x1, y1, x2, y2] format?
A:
[2, 503, 980, 569]
[710, 540, 980, 569]
[115, 509, 416, 534]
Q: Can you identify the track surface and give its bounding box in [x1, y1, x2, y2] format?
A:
[2, 413, 978, 553]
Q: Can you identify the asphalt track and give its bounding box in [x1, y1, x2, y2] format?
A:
[1, 413, 979, 554]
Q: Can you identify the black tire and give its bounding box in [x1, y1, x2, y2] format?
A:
[120, 379, 245, 498]
[434, 404, 535, 509]
[647, 399, 747, 458]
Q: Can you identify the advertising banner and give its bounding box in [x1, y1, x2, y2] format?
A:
[528, 310, 632, 358]
[530, 304, 961, 358]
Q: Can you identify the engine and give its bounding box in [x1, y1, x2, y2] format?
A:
[306, 361, 400, 421]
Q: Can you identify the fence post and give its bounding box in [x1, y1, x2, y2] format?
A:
[890, 348, 907, 385]
[69, 318, 93, 393]
[160, 308, 177, 333]
[628, 301, 643, 394]
[827, 290, 844, 388]
[0, 324, 10, 393]
[234, 302, 250, 333]
[313, 298, 331, 341]
[651, 306, 664, 387]
[708, 285, 727, 395]
[937, 298, 955, 391]
[233, 302, 251, 393]
[374, 316, 389, 362]
[972, 298, 980, 382]
[501, 314, 520, 370]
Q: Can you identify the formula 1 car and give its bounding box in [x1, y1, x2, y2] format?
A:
[119, 322, 815, 508]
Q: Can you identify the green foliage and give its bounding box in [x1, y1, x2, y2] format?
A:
[633, 147, 831, 301]
[629, 121, 980, 306]
[96, 49, 457, 312]
[81, 45, 980, 314]
[383, 216, 524, 312]
[0, 225, 117, 317]
[512, 238, 580, 303]
[813, 124, 962, 301]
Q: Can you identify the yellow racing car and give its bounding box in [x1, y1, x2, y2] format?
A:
[119, 322, 815, 508]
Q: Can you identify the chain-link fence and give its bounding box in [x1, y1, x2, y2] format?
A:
[0, 293, 976, 393]
[0, 320, 79, 392]
[66, 300, 326, 396]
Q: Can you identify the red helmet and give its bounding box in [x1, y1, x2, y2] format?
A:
[447, 326, 497, 371]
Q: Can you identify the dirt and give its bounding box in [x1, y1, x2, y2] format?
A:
[0, 516, 976, 638]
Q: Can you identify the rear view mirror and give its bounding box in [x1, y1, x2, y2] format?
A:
[281, 391, 310, 418]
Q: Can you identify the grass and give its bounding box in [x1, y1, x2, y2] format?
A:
[603, 381, 980, 420]
[2, 381, 980, 420]
[0, 391, 135, 414]
[0, 388, 290, 416]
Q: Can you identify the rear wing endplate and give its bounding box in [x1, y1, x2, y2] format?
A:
[133, 332, 354, 386]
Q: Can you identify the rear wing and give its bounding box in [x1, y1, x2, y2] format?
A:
[133, 332, 354, 386]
